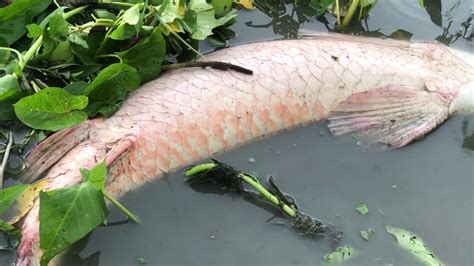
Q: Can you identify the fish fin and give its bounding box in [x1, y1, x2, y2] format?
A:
[327, 84, 452, 148]
[19, 121, 93, 183]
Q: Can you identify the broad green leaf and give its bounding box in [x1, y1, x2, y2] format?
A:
[0, 185, 28, 216]
[64, 81, 88, 95]
[360, 228, 375, 241]
[386, 226, 443, 266]
[159, 0, 183, 23]
[68, 32, 89, 49]
[14, 87, 88, 131]
[123, 4, 140, 25]
[80, 160, 106, 191]
[0, 50, 10, 63]
[48, 11, 69, 42]
[84, 63, 140, 117]
[323, 246, 354, 264]
[184, 9, 237, 40]
[0, 74, 22, 101]
[93, 9, 117, 20]
[117, 28, 166, 82]
[189, 0, 213, 12]
[109, 23, 137, 40]
[26, 23, 43, 38]
[39, 182, 107, 265]
[355, 202, 369, 215]
[0, 0, 52, 46]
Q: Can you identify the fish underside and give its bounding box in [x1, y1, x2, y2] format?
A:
[13, 33, 474, 265]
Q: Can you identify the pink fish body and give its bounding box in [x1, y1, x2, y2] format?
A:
[15, 34, 474, 265]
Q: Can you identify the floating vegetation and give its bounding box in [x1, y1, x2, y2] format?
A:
[355, 202, 369, 215]
[386, 226, 444, 266]
[322, 245, 354, 264]
[360, 227, 375, 241]
[184, 159, 327, 238]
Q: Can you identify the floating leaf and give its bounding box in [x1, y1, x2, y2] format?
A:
[360, 228, 375, 241]
[386, 226, 443, 266]
[323, 246, 354, 264]
[14, 87, 88, 131]
[355, 202, 369, 215]
[39, 182, 107, 265]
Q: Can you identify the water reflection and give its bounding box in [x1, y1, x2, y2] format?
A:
[247, 0, 473, 45]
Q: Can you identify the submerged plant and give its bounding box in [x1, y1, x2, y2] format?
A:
[184, 159, 327, 238]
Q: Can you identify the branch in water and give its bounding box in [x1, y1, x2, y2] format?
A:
[162, 61, 253, 75]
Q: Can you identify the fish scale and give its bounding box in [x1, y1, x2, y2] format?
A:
[15, 35, 474, 265]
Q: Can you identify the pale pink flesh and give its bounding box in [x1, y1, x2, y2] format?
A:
[16, 36, 474, 265]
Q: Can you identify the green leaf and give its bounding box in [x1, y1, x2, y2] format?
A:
[123, 4, 140, 25]
[26, 23, 43, 39]
[210, 0, 233, 17]
[48, 11, 69, 42]
[355, 202, 369, 215]
[0, 185, 28, 216]
[0, 219, 15, 233]
[184, 9, 237, 40]
[310, 0, 335, 15]
[13, 87, 88, 131]
[159, 0, 183, 23]
[117, 28, 166, 82]
[109, 23, 137, 40]
[0, 50, 10, 63]
[386, 226, 443, 266]
[0, 74, 22, 101]
[0, 0, 52, 46]
[323, 246, 354, 264]
[84, 63, 140, 117]
[39, 182, 107, 265]
[50, 41, 74, 62]
[68, 32, 89, 49]
[418, 0, 424, 7]
[64, 81, 88, 95]
[360, 228, 375, 241]
[189, 0, 214, 12]
[80, 160, 106, 191]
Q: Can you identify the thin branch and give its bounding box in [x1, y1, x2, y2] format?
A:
[161, 61, 253, 75]
[0, 131, 13, 189]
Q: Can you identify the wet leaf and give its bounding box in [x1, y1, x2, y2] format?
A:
[0, 0, 52, 46]
[386, 226, 443, 266]
[159, 0, 183, 23]
[80, 160, 106, 191]
[0, 74, 22, 101]
[184, 9, 237, 40]
[211, 0, 233, 16]
[355, 202, 369, 215]
[39, 182, 107, 265]
[14, 87, 88, 131]
[48, 11, 69, 42]
[109, 23, 137, 40]
[323, 246, 354, 264]
[116, 28, 166, 82]
[123, 4, 140, 25]
[360, 227, 375, 241]
[190, 0, 213, 12]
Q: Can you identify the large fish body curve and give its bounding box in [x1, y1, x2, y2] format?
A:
[15, 35, 474, 265]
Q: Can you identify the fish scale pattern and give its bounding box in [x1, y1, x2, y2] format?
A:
[16, 37, 474, 265]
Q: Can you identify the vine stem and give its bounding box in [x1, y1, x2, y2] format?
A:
[341, 0, 360, 28]
[103, 190, 141, 224]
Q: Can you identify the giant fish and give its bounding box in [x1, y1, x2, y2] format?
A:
[15, 33, 474, 265]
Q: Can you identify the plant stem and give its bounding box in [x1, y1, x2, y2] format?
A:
[0, 132, 13, 189]
[64, 5, 89, 20]
[103, 191, 141, 224]
[0, 47, 24, 70]
[335, 0, 341, 27]
[341, 0, 360, 28]
[184, 163, 216, 176]
[238, 173, 296, 217]
[161, 61, 253, 75]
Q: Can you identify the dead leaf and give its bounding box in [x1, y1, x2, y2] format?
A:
[234, 0, 255, 9]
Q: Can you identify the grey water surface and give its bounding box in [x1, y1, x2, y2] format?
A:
[3, 0, 474, 265]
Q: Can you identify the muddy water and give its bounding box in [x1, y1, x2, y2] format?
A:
[3, 0, 473, 265]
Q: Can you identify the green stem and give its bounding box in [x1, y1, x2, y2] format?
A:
[238, 173, 296, 217]
[103, 191, 141, 224]
[0, 131, 13, 189]
[184, 163, 216, 176]
[159, 18, 203, 57]
[64, 5, 89, 19]
[0, 47, 24, 70]
[341, 0, 360, 28]
[335, 0, 341, 27]
[96, 54, 123, 63]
